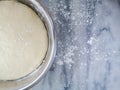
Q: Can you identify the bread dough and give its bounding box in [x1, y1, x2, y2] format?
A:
[0, 1, 48, 80]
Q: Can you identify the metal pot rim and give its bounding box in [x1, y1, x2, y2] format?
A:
[0, 0, 56, 90]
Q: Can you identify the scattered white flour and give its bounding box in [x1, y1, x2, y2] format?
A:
[56, 60, 64, 66]
[87, 37, 97, 45]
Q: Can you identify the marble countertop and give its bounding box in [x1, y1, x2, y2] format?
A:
[33, 0, 120, 90]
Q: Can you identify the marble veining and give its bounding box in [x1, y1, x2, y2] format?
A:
[33, 0, 120, 90]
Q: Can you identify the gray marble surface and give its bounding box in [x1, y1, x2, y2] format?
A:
[32, 0, 120, 90]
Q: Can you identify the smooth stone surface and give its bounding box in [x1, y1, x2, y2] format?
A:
[33, 0, 120, 90]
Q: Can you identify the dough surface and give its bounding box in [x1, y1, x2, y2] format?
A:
[0, 1, 48, 80]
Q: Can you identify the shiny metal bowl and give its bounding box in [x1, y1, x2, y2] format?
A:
[0, 0, 56, 90]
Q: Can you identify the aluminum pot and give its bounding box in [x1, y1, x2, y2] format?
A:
[0, 0, 56, 90]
